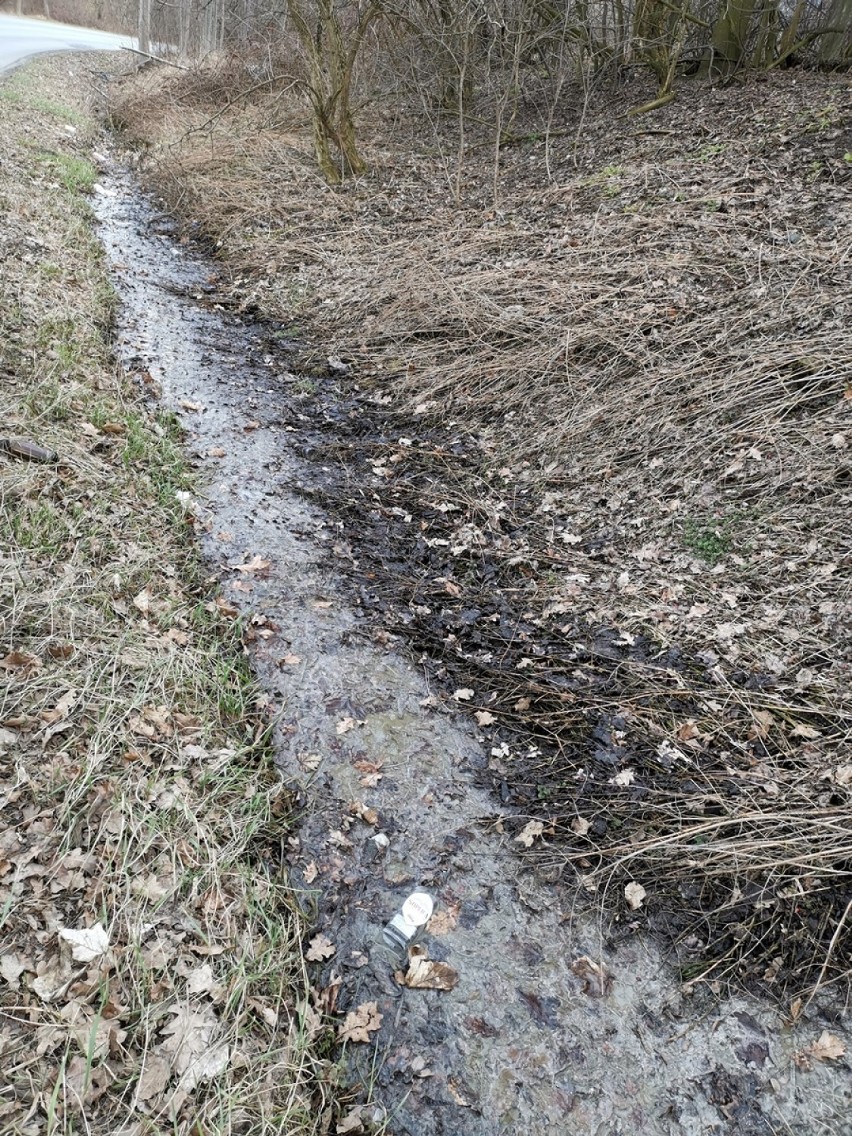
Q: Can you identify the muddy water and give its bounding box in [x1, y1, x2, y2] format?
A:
[93, 166, 850, 1136]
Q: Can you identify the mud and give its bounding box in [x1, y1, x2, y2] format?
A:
[92, 163, 850, 1135]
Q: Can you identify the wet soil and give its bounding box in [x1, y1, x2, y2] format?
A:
[92, 163, 851, 1135]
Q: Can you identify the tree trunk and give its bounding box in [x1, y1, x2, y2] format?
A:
[819, 0, 852, 63]
[138, 0, 152, 56]
[287, 0, 378, 182]
[710, 0, 759, 76]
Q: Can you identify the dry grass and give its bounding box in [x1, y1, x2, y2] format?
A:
[0, 56, 345, 1135]
[110, 60, 851, 1001]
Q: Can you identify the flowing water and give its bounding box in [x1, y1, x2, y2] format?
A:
[93, 163, 850, 1136]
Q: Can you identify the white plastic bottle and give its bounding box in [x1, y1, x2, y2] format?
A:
[382, 891, 434, 953]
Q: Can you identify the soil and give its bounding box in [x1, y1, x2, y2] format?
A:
[92, 149, 852, 1136]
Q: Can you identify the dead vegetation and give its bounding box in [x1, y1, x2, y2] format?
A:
[0, 56, 348, 1135]
[109, 61, 852, 1004]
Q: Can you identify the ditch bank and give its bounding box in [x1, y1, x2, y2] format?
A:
[91, 154, 851, 1135]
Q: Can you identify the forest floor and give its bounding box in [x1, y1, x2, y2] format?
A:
[110, 59, 852, 1008]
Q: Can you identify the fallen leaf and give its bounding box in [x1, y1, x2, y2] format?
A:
[336, 717, 359, 735]
[0, 953, 26, 987]
[427, 905, 460, 935]
[397, 946, 459, 991]
[515, 820, 545, 847]
[185, 963, 217, 995]
[791, 723, 821, 740]
[453, 688, 474, 701]
[160, 1004, 230, 1090]
[447, 1077, 471, 1106]
[214, 596, 239, 618]
[809, 1031, 846, 1062]
[135, 1053, 171, 1101]
[280, 653, 301, 665]
[624, 882, 646, 910]
[571, 955, 613, 997]
[475, 710, 496, 726]
[133, 588, 153, 614]
[337, 1106, 367, 1134]
[676, 720, 701, 743]
[41, 690, 75, 725]
[59, 922, 109, 962]
[611, 768, 635, 787]
[306, 934, 336, 962]
[571, 817, 591, 836]
[338, 1001, 383, 1043]
[232, 555, 270, 574]
[0, 650, 40, 673]
[208, 446, 227, 458]
[47, 642, 74, 660]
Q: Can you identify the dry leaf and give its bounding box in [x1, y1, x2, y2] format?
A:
[160, 1004, 229, 1090]
[398, 946, 459, 991]
[571, 955, 613, 997]
[611, 769, 635, 787]
[337, 1106, 367, 1134]
[185, 963, 216, 995]
[133, 588, 153, 614]
[791, 723, 821, 740]
[475, 710, 496, 726]
[233, 554, 270, 574]
[336, 717, 358, 735]
[146, 1024, 189, 1099]
[571, 817, 591, 836]
[453, 688, 474, 701]
[624, 882, 646, 910]
[59, 922, 109, 962]
[427, 905, 460, 936]
[306, 934, 336, 962]
[0, 953, 26, 987]
[515, 820, 545, 847]
[0, 650, 40, 672]
[41, 690, 75, 725]
[809, 1031, 846, 1062]
[338, 1001, 383, 1043]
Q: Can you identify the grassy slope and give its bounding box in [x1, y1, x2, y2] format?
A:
[0, 55, 343, 1136]
[109, 61, 851, 1001]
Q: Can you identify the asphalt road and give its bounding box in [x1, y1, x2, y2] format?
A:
[0, 13, 133, 76]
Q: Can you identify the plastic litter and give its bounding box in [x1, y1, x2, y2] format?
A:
[382, 891, 433, 954]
